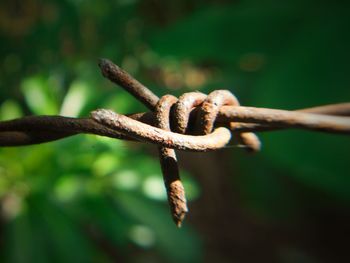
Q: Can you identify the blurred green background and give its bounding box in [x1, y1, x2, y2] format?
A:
[1, 0, 350, 262]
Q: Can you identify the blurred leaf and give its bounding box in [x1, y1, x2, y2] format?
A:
[21, 75, 59, 115]
[1, 0, 350, 262]
[60, 80, 90, 117]
[0, 100, 23, 120]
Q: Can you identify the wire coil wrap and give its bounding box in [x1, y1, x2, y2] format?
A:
[1, 58, 350, 226]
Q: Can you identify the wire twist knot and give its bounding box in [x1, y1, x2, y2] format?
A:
[1, 58, 350, 226]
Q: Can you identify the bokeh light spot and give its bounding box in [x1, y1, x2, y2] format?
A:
[142, 175, 166, 200]
[129, 225, 155, 248]
[112, 170, 140, 190]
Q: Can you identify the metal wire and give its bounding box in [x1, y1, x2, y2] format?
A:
[1, 58, 350, 227]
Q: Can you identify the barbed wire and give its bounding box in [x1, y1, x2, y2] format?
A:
[1, 59, 350, 226]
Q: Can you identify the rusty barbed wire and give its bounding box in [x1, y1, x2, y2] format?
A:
[155, 95, 188, 227]
[1, 58, 350, 226]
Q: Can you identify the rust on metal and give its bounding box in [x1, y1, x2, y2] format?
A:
[98, 59, 159, 110]
[172, 92, 207, 134]
[155, 95, 188, 227]
[90, 109, 232, 151]
[195, 90, 261, 152]
[1, 58, 350, 227]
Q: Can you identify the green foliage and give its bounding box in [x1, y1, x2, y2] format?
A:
[1, 0, 349, 262]
[148, 0, 350, 215]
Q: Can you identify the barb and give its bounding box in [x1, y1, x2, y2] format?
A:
[1, 58, 350, 227]
[1, 104, 349, 146]
[155, 95, 188, 227]
[98, 59, 190, 227]
[98, 59, 159, 110]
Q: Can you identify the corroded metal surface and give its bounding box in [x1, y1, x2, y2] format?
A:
[1, 58, 350, 226]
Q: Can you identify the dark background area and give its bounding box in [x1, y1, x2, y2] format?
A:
[0, 0, 350, 262]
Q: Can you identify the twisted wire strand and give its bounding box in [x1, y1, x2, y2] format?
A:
[1, 58, 350, 227]
[219, 106, 350, 134]
[1, 103, 349, 147]
[94, 60, 350, 228]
